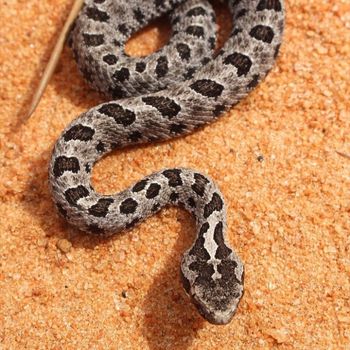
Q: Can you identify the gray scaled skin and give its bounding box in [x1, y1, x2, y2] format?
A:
[49, 0, 285, 325]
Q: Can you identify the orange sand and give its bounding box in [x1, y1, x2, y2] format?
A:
[1, 0, 350, 349]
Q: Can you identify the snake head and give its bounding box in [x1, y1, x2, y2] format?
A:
[181, 252, 244, 325]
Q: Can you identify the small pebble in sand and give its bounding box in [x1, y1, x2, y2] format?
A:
[265, 328, 289, 344]
[56, 238, 72, 253]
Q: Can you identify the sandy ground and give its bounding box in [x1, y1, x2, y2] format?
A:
[0, 0, 349, 349]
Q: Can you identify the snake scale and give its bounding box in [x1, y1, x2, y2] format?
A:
[49, 0, 284, 324]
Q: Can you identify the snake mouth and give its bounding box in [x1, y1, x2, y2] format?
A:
[191, 293, 237, 325]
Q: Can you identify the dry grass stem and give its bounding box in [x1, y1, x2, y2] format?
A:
[24, 0, 84, 121]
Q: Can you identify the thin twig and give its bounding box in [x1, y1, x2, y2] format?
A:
[336, 151, 350, 160]
[24, 0, 84, 122]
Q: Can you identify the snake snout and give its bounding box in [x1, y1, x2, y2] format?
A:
[191, 280, 243, 325]
[181, 249, 244, 324]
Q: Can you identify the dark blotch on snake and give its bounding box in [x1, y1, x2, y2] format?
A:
[109, 86, 127, 99]
[187, 6, 207, 17]
[187, 197, 196, 208]
[189, 223, 211, 261]
[208, 36, 216, 49]
[96, 141, 105, 153]
[113, 68, 130, 82]
[190, 261, 215, 280]
[162, 169, 183, 187]
[232, 28, 243, 36]
[192, 173, 210, 196]
[190, 79, 224, 98]
[217, 260, 240, 284]
[213, 104, 226, 117]
[224, 52, 252, 76]
[170, 123, 187, 134]
[56, 203, 68, 218]
[64, 185, 89, 207]
[135, 61, 146, 73]
[214, 222, 232, 259]
[248, 74, 260, 89]
[88, 198, 114, 217]
[142, 96, 181, 119]
[146, 183, 161, 199]
[112, 39, 122, 47]
[98, 103, 136, 126]
[152, 203, 160, 212]
[118, 23, 129, 35]
[86, 7, 110, 22]
[176, 43, 191, 61]
[274, 43, 281, 58]
[170, 192, 179, 202]
[126, 217, 140, 229]
[236, 9, 247, 18]
[53, 156, 80, 177]
[186, 25, 204, 38]
[199, 222, 210, 237]
[154, 0, 165, 9]
[88, 224, 105, 235]
[132, 179, 148, 192]
[133, 8, 145, 23]
[120, 198, 138, 214]
[63, 124, 95, 142]
[257, 0, 282, 11]
[201, 57, 211, 65]
[83, 33, 104, 47]
[194, 273, 238, 312]
[129, 131, 142, 142]
[204, 193, 224, 218]
[103, 54, 118, 65]
[172, 15, 180, 24]
[250, 25, 275, 43]
[155, 56, 169, 78]
[184, 67, 196, 80]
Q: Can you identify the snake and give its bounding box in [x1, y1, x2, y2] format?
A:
[48, 0, 284, 324]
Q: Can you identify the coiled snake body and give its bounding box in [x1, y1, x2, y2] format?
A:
[49, 0, 284, 324]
